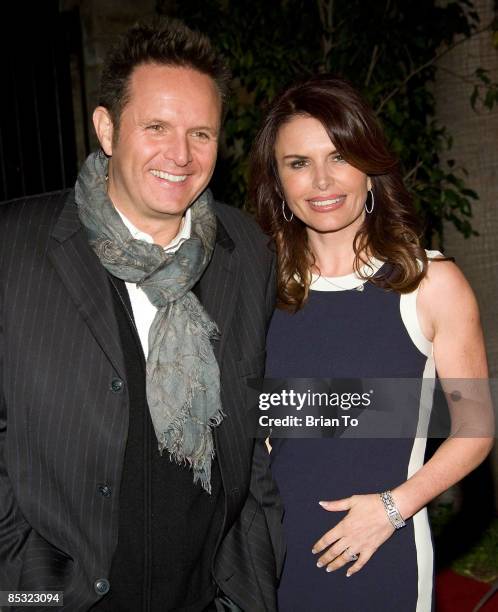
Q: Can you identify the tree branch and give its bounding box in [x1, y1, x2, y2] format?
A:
[403, 159, 424, 183]
[365, 44, 379, 87]
[437, 64, 485, 87]
[317, 0, 334, 66]
[375, 21, 494, 115]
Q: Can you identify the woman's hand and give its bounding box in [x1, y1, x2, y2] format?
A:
[312, 493, 395, 577]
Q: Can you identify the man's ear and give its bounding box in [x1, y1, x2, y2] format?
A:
[93, 106, 115, 156]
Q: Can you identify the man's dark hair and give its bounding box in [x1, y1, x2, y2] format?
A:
[99, 16, 231, 129]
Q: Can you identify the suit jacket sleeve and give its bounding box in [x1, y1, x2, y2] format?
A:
[0, 272, 31, 589]
[248, 439, 285, 580]
[247, 253, 285, 578]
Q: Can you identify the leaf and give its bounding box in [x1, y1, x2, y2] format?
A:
[460, 188, 478, 199]
[470, 87, 479, 110]
[484, 88, 498, 110]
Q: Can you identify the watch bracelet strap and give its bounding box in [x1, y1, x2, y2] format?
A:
[380, 490, 406, 529]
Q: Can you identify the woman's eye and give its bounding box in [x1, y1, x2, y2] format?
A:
[290, 159, 307, 169]
[332, 153, 345, 163]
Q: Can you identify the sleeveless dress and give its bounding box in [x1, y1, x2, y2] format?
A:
[266, 257, 438, 612]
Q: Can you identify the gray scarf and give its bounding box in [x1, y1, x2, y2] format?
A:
[75, 151, 223, 493]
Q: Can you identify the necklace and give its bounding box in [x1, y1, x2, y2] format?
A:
[317, 275, 365, 291]
[310, 257, 383, 292]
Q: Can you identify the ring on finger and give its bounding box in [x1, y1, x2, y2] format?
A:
[344, 547, 359, 562]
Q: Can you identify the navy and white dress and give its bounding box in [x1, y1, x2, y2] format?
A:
[267, 255, 440, 612]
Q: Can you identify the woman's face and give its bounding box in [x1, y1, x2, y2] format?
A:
[275, 115, 371, 237]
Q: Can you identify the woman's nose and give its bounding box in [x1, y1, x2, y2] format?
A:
[312, 165, 332, 190]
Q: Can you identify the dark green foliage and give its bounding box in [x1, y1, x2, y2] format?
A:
[471, 68, 498, 110]
[158, 0, 496, 246]
[431, 504, 498, 582]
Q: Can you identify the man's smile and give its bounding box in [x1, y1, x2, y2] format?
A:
[149, 169, 188, 183]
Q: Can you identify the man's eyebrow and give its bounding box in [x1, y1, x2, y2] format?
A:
[139, 118, 170, 127]
[190, 125, 219, 135]
[139, 119, 219, 135]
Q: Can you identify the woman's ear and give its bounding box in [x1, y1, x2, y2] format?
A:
[274, 181, 285, 201]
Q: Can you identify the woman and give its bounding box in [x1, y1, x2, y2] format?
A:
[250, 75, 493, 611]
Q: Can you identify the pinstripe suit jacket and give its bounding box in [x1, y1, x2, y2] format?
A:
[0, 190, 284, 611]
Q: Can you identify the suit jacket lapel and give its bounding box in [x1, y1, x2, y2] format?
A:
[195, 216, 245, 515]
[195, 218, 240, 367]
[48, 192, 126, 379]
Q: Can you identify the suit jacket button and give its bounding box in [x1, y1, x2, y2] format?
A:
[98, 484, 112, 498]
[94, 578, 110, 595]
[110, 378, 124, 393]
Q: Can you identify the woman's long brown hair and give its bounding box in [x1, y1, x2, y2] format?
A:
[249, 75, 428, 311]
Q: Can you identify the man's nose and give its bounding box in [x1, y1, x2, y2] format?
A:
[164, 133, 192, 167]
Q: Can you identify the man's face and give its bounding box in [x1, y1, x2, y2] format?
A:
[95, 63, 221, 236]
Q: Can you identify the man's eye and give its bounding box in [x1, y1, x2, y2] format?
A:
[147, 125, 163, 132]
[192, 131, 210, 140]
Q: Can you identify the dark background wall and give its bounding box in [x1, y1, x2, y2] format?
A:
[0, 1, 87, 200]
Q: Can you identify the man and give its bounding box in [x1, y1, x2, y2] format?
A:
[0, 17, 283, 612]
